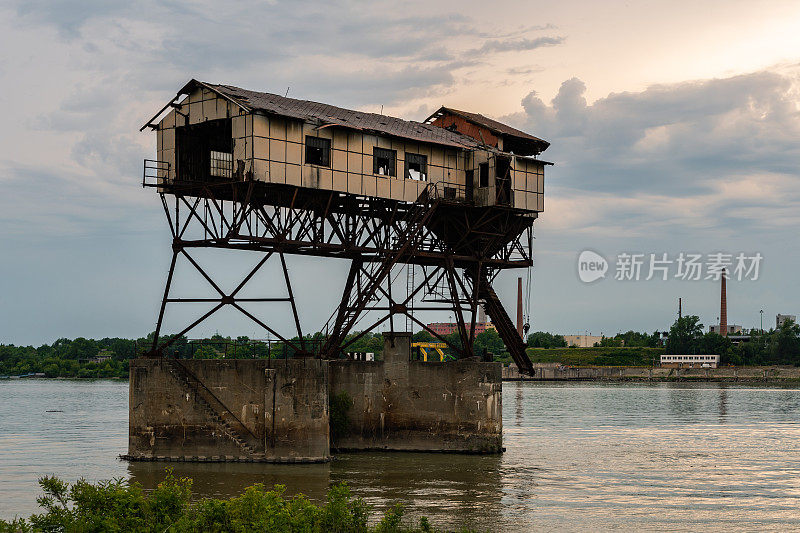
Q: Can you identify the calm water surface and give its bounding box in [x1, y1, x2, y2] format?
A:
[2, 379, 800, 531]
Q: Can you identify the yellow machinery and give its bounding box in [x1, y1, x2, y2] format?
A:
[411, 342, 449, 362]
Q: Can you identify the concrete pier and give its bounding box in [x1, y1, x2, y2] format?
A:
[330, 333, 503, 453]
[126, 333, 503, 463]
[126, 358, 329, 462]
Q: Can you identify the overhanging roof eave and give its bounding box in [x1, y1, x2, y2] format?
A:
[139, 79, 251, 132]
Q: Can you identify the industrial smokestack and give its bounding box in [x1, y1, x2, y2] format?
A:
[720, 269, 728, 337]
[678, 297, 682, 319]
[478, 304, 486, 325]
[517, 277, 524, 339]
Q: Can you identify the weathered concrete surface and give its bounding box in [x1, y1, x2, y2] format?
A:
[268, 358, 330, 460]
[503, 363, 800, 382]
[127, 358, 329, 462]
[330, 333, 503, 453]
[127, 335, 503, 462]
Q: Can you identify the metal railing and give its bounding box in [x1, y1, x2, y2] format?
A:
[428, 181, 468, 203]
[178, 337, 328, 360]
[142, 159, 170, 188]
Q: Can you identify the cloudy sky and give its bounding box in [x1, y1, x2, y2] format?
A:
[1, 0, 799, 345]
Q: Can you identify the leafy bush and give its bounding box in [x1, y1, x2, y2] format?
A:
[330, 391, 354, 446]
[0, 472, 447, 532]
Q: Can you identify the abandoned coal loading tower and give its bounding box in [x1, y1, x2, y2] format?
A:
[128, 80, 551, 462]
[142, 79, 550, 368]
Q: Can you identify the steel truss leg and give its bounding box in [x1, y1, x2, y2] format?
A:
[146, 244, 304, 357]
[147, 183, 534, 372]
[150, 248, 179, 356]
[324, 260, 483, 360]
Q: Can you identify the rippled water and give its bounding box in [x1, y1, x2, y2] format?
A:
[2, 379, 800, 530]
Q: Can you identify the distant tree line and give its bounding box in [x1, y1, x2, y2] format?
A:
[664, 315, 800, 365]
[0, 337, 140, 379]
[4, 317, 797, 378]
[0, 328, 515, 378]
[598, 331, 662, 348]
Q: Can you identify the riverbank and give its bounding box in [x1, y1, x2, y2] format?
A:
[503, 363, 800, 382]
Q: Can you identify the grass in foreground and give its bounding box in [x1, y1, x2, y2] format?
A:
[0, 471, 466, 533]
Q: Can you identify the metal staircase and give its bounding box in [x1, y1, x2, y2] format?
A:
[321, 186, 439, 356]
[163, 358, 263, 456]
[476, 273, 534, 375]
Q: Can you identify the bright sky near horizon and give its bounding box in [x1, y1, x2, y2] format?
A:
[1, 0, 798, 345]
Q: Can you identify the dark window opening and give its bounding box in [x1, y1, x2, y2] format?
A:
[479, 163, 489, 187]
[305, 136, 331, 166]
[495, 156, 512, 205]
[465, 169, 474, 202]
[176, 119, 232, 182]
[405, 153, 427, 181]
[373, 147, 396, 176]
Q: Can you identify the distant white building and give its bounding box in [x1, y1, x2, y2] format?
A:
[563, 334, 603, 348]
[709, 324, 742, 335]
[777, 314, 796, 328]
[660, 354, 719, 368]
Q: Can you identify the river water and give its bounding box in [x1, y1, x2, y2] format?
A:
[2, 379, 800, 531]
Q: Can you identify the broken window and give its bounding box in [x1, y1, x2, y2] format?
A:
[404, 152, 427, 181]
[176, 118, 231, 182]
[373, 147, 396, 176]
[479, 163, 489, 187]
[210, 151, 232, 178]
[305, 136, 331, 166]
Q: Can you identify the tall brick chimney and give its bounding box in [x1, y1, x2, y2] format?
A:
[720, 269, 728, 337]
[517, 277, 524, 339]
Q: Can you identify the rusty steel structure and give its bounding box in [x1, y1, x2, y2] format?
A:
[141, 81, 550, 375]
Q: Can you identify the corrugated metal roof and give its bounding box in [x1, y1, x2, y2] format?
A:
[425, 106, 549, 150]
[199, 81, 483, 150]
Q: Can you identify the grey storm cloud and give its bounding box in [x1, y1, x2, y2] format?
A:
[508, 71, 800, 196]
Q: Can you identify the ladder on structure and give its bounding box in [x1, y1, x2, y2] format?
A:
[405, 264, 415, 333]
[163, 358, 263, 456]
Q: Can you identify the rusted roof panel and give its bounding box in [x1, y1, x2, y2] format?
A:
[202, 82, 482, 150]
[425, 106, 550, 150]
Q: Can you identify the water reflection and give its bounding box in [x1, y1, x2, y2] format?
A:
[128, 452, 503, 530]
[666, 382, 703, 420]
[5, 380, 800, 531]
[128, 461, 332, 502]
[718, 386, 728, 422]
[513, 381, 524, 426]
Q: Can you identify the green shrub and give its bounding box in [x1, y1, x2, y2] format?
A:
[330, 391, 354, 445]
[1, 472, 452, 532]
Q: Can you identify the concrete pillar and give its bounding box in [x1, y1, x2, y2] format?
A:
[382, 331, 412, 364]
